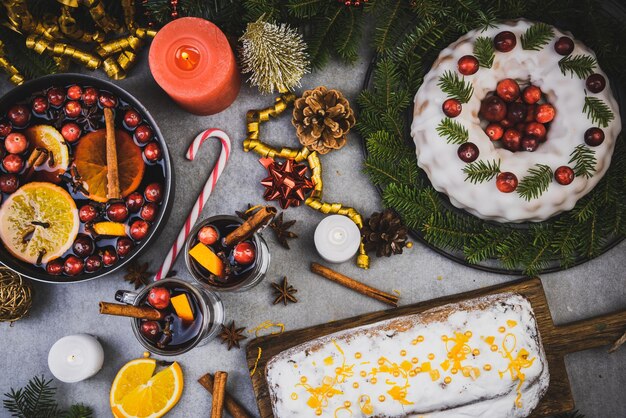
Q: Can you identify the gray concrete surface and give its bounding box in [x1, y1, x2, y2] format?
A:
[0, 43, 624, 418]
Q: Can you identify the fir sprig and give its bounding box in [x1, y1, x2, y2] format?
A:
[520, 22, 554, 50]
[558, 55, 597, 79]
[473, 36, 494, 68]
[462, 159, 501, 184]
[437, 70, 474, 103]
[436, 118, 469, 144]
[583, 96, 615, 128]
[569, 145, 597, 178]
[517, 164, 553, 201]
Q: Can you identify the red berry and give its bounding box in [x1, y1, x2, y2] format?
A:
[64, 100, 82, 118]
[79, 204, 98, 223]
[496, 172, 518, 193]
[144, 183, 163, 203]
[135, 125, 153, 143]
[584, 127, 605, 146]
[140, 203, 158, 222]
[525, 104, 536, 122]
[147, 287, 170, 309]
[485, 123, 504, 141]
[82, 87, 98, 106]
[107, 202, 129, 222]
[496, 79, 520, 102]
[0, 174, 19, 193]
[7, 104, 30, 127]
[140, 321, 161, 340]
[233, 241, 256, 265]
[116, 237, 134, 258]
[555, 166, 575, 185]
[47, 87, 66, 107]
[521, 137, 538, 152]
[457, 142, 479, 162]
[126, 192, 144, 212]
[99, 91, 117, 108]
[442, 98, 462, 118]
[554, 36, 574, 56]
[500, 118, 513, 128]
[61, 123, 82, 143]
[586, 74, 606, 93]
[479, 96, 507, 122]
[507, 102, 527, 123]
[46, 259, 64, 276]
[198, 225, 219, 245]
[5, 133, 28, 154]
[64, 255, 84, 276]
[2, 154, 23, 173]
[494, 31, 516, 52]
[130, 220, 150, 241]
[144, 142, 162, 162]
[101, 247, 118, 266]
[32, 96, 49, 114]
[73, 234, 94, 257]
[85, 255, 102, 272]
[124, 109, 142, 128]
[524, 122, 547, 140]
[67, 85, 83, 100]
[522, 85, 542, 104]
[502, 129, 522, 152]
[0, 121, 11, 138]
[535, 104, 555, 123]
[457, 55, 479, 75]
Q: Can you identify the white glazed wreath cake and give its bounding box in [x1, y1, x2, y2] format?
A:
[265, 293, 549, 417]
[411, 19, 621, 222]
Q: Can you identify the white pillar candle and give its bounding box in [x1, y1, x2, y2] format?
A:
[314, 215, 361, 264]
[48, 334, 104, 383]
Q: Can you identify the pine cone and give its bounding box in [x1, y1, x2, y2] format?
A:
[362, 209, 408, 257]
[292, 86, 355, 154]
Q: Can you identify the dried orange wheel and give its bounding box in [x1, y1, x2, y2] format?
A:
[74, 129, 145, 203]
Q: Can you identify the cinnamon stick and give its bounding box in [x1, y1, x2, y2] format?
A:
[223, 206, 276, 247]
[99, 302, 164, 320]
[198, 373, 252, 418]
[210, 371, 228, 418]
[23, 147, 48, 181]
[310, 263, 399, 307]
[104, 107, 121, 199]
[608, 330, 626, 353]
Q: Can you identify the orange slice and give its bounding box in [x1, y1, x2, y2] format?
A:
[24, 125, 70, 183]
[171, 293, 194, 322]
[74, 129, 145, 203]
[93, 221, 127, 236]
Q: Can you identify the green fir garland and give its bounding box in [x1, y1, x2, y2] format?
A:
[520, 22, 554, 50]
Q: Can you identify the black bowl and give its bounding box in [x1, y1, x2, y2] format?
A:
[0, 74, 174, 283]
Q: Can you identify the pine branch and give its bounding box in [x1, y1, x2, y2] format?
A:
[286, 0, 326, 18]
[3, 376, 61, 418]
[517, 164, 553, 201]
[422, 212, 481, 250]
[569, 145, 597, 178]
[63, 404, 93, 418]
[464, 228, 509, 263]
[522, 225, 555, 276]
[462, 159, 501, 184]
[558, 55, 597, 79]
[436, 118, 469, 144]
[473, 36, 494, 68]
[437, 70, 473, 103]
[332, 8, 362, 63]
[520, 22, 554, 50]
[583, 96, 615, 128]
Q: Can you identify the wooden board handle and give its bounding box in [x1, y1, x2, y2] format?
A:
[545, 309, 626, 354]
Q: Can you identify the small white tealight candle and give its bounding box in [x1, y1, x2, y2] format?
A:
[48, 334, 104, 383]
[314, 215, 361, 264]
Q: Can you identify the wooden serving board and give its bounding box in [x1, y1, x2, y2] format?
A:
[246, 277, 626, 417]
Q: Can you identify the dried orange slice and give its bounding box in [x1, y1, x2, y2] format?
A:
[23, 125, 70, 182]
[93, 221, 127, 237]
[74, 129, 145, 203]
[0, 182, 79, 264]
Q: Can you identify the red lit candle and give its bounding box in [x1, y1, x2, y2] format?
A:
[149, 18, 240, 115]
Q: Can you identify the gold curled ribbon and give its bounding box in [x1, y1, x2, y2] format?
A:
[81, 0, 122, 34]
[96, 34, 143, 57]
[26, 35, 101, 70]
[0, 40, 24, 85]
[59, 5, 104, 43]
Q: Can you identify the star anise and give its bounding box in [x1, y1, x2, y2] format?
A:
[271, 277, 298, 305]
[124, 261, 151, 289]
[270, 212, 298, 249]
[219, 321, 247, 350]
[236, 203, 256, 220]
[76, 105, 102, 131]
[47, 107, 67, 130]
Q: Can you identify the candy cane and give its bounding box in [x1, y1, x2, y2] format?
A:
[154, 129, 231, 280]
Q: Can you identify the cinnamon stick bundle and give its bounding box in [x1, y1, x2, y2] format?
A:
[223, 206, 276, 247]
[210, 371, 228, 418]
[198, 373, 252, 418]
[104, 107, 121, 199]
[23, 147, 48, 181]
[99, 302, 164, 320]
[310, 263, 399, 307]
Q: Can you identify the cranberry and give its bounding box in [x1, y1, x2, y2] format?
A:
[525, 104, 536, 122]
[198, 225, 219, 245]
[47, 87, 66, 107]
[116, 237, 134, 258]
[0, 173, 19, 193]
[140, 203, 158, 222]
[521, 137, 539, 152]
[85, 255, 103, 272]
[64, 255, 85, 276]
[233, 241, 256, 265]
[82, 87, 98, 106]
[64, 100, 82, 118]
[496, 79, 520, 102]
[457, 142, 479, 163]
[496, 172, 518, 193]
[500, 118, 513, 128]
[535, 104, 555, 123]
[7, 104, 30, 127]
[130, 220, 150, 241]
[507, 102, 527, 123]
[502, 129, 522, 152]
[140, 321, 161, 340]
[134, 124, 153, 144]
[494, 31, 516, 53]
[60, 123, 81, 143]
[79, 204, 99, 223]
[584, 127, 605, 146]
[479, 96, 507, 122]
[144, 142, 162, 162]
[522, 85, 542, 104]
[457, 55, 479, 75]
[73, 234, 94, 257]
[144, 183, 162, 203]
[126, 192, 144, 212]
[524, 122, 547, 140]
[0, 121, 11, 138]
[46, 259, 64, 276]
[32, 96, 49, 114]
[555, 166, 575, 185]
[2, 154, 23, 173]
[5, 133, 28, 154]
[485, 123, 504, 141]
[124, 109, 142, 128]
[147, 287, 170, 309]
[101, 247, 118, 266]
[586, 74, 606, 94]
[442, 98, 462, 118]
[99, 91, 117, 108]
[107, 202, 129, 222]
[67, 85, 83, 100]
[554, 36, 574, 56]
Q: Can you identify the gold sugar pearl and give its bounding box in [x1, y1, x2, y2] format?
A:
[353, 382, 359, 388]
[441, 335, 447, 341]
[498, 326, 506, 333]
[491, 345, 499, 352]
[451, 368, 458, 374]
[415, 367, 422, 373]
[484, 364, 492, 371]
[355, 352, 362, 359]
[378, 358, 385, 365]
[360, 371, 367, 377]
[465, 331, 473, 337]
[300, 377, 308, 383]
[411, 357, 419, 364]
[472, 349, 480, 356]
[344, 401, 352, 408]
[428, 353, 435, 360]
[335, 367, 342, 374]
[316, 409, 322, 416]
[291, 393, 298, 400]
[400, 350, 407, 356]
[371, 377, 378, 384]
[444, 377, 452, 384]
[378, 395, 386, 402]
[393, 371, 400, 377]
[409, 370, 417, 377]
[411, 339, 418, 345]
[417, 336, 424, 342]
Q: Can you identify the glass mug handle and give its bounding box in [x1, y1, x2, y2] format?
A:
[115, 290, 139, 305]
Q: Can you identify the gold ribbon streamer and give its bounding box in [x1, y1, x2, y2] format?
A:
[0, 40, 24, 85]
[26, 35, 101, 70]
[58, 5, 104, 43]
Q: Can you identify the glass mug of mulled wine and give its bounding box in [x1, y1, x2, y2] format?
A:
[115, 277, 224, 356]
[184, 214, 271, 292]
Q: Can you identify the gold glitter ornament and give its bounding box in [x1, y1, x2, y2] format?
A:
[0, 268, 32, 324]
